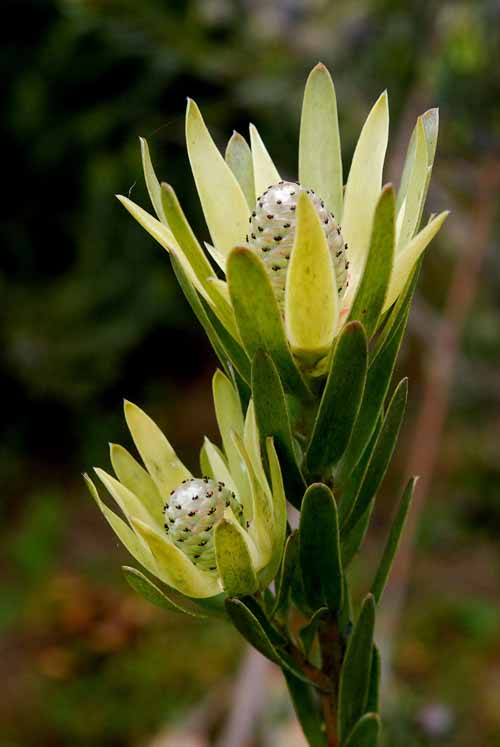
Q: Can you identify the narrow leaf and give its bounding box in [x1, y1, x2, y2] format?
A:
[123, 566, 206, 618]
[337, 308, 408, 482]
[225, 598, 314, 685]
[299, 483, 343, 613]
[348, 186, 395, 339]
[397, 117, 428, 250]
[299, 62, 343, 220]
[306, 321, 367, 474]
[186, 98, 249, 255]
[140, 137, 166, 223]
[366, 645, 381, 714]
[338, 594, 376, 742]
[272, 531, 299, 616]
[342, 92, 389, 295]
[249, 123, 281, 198]
[371, 477, 417, 604]
[225, 130, 255, 208]
[343, 379, 408, 534]
[384, 211, 448, 312]
[252, 351, 305, 507]
[227, 246, 311, 398]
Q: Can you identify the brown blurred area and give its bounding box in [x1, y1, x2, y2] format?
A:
[2, 1, 500, 745]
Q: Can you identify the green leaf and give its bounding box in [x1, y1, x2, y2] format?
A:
[348, 186, 395, 339]
[252, 351, 305, 508]
[337, 306, 408, 483]
[306, 322, 367, 475]
[185, 98, 249, 256]
[344, 713, 381, 747]
[214, 519, 258, 597]
[122, 566, 206, 618]
[342, 92, 389, 295]
[370, 258, 420, 365]
[371, 477, 417, 604]
[366, 645, 381, 714]
[271, 530, 299, 617]
[199, 442, 214, 479]
[299, 483, 343, 613]
[225, 598, 313, 685]
[140, 137, 166, 223]
[225, 131, 255, 209]
[110, 443, 163, 526]
[299, 63, 343, 223]
[338, 594, 376, 743]
[249, 123, 281, 198]
[284, 671, 327, 747]
[343, 378, 408, 535]
[227, 246, 311, 399]
[285, 191, 338, 359]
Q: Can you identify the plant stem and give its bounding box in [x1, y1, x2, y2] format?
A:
[318, 617, 344, 746]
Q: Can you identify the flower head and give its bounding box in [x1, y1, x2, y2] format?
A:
[85, 371, 286, 600]
[118, 62, 448, 384]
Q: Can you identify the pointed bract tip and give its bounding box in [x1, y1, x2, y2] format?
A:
[312, 61, 327, 72]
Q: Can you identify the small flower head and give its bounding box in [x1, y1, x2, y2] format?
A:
[247, 180, 348, 308]
[165, 477, 244, 572]
[85, 371, 286, 601]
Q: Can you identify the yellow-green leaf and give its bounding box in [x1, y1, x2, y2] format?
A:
[124, 400, 191, 499]
[384, 211, 449, 311]
[249, 123, 281, 198]
[186, 98, 249, 255]
[110, 443, 164, 526]
[342, 92, 389, 295]
[140, 137, 166, 223]
[225, 130, 255, 209]
[299, 63, 343, 220]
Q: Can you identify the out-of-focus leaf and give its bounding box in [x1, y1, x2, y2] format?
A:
[272, 531, 299, 617]
[344, 713, 381, 747]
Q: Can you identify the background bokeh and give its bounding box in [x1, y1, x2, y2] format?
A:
[2, 1, 500, 745]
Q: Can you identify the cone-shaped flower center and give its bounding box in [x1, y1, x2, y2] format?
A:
[246, 181, 349, 308]
[165, 477, 245, 573]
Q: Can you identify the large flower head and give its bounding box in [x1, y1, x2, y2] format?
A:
[85, 371, 286, 606]
[119, 63, 447, 387]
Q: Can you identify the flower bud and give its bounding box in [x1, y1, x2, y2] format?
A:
[165, 477, 245, 572]
[246, 181, 349, 308]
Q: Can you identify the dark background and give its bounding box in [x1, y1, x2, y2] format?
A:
[2, 1, 500, 745]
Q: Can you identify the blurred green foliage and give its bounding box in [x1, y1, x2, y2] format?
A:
[2, 0, 500, 745]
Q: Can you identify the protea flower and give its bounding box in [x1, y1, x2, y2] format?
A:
[85, 370, 286, 605]
[118, 62, 447, 385]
